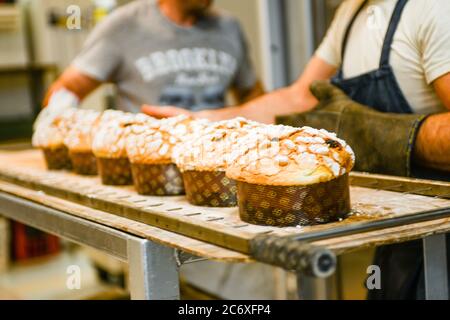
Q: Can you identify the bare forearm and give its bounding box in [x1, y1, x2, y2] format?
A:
[227, 84, 316, 123]
[414, 113, 450, 171]
[207, 56, 335, 123]
[196, 85, 308, 123]
[43, 66, 101, 107]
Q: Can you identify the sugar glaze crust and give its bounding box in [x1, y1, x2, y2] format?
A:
[225, 125, 355, 186]
[172, 117, 262, 172]
[92, 110, 150, 159]
[126, 115, 209, 165]
[33, 107, 355, 188]
[64, 109, 101, 152]
[32, 108, 77, 149]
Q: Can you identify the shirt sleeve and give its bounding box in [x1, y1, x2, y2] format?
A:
[231, 20, 258, 92]
[418, 0, 450, 84]
[72, 9, 126, 82]
[315, 0, 359, 67]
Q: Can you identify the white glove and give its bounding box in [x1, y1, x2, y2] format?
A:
[33, 88, 80, 131]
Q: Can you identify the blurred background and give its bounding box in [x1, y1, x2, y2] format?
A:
[0, 0, 342, 141]
[0, 0, 374, 300]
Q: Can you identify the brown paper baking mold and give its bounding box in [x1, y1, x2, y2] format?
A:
[131, 163, 184, 196]
[236, 173, 350, 227]
[42, 147, 72, 170]
[97, 157, 133, 185]
[182, 170, 238, 207]
[69, 151, 98, 175]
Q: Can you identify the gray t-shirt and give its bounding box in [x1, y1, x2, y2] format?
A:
[73, 0, 257, 113]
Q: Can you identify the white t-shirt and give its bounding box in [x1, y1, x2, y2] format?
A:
[316, 0, 450, 114]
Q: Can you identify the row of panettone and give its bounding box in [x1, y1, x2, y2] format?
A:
[32, 108, 355, 227]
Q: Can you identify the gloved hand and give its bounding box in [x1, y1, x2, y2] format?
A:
[276, 81, 427, 177]
[33, 88, 79, 131]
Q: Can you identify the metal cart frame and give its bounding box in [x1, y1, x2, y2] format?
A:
[0, 190, 448, 300]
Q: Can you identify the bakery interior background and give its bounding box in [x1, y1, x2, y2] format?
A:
[1, 0, 359, 300]
[3, 0, 443, 301]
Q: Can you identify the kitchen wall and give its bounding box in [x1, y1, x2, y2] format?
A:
[215, 0, 264, 84]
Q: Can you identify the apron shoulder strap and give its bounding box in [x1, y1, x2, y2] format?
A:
[379, 0, 409, 67]
[338, 0, 368, 78]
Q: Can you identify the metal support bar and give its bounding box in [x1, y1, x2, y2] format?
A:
[0, 191, 129, 261]
[284, 0, 315, 83]
[289, 207, 450, 243]
[0, 191, 181, 300]
[423, 234, 449, 300]
[297, 273, 338, 300]
[174, 249, 208, 266]
[250, 234, 336, 277]
[259, 0, 289, 90]
[128, 238, 180, 300]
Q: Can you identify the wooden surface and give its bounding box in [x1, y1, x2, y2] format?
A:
[0, 149, 449, 256]
[0, 180, 250, 262]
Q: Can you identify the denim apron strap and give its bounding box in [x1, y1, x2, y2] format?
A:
[337, 0, 368, 78]
[379, 0, 409, 67]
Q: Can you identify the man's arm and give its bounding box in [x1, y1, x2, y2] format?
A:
[216, 56, 337, 123]
[42, 66, 101, 107]
[414, 72, 450, 171]
[142, 56, 337, 123]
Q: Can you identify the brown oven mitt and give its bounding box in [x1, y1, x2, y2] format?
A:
[276, 81, 428, 177]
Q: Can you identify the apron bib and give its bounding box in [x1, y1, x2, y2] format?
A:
[331, 0, 449, 300]
[331, 0, 412, 114]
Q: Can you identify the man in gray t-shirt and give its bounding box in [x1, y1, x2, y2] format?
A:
[44, 0, 262, 113]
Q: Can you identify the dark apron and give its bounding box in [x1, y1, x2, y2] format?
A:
[331, 0, 449, 299]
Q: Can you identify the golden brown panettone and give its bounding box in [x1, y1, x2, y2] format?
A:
[226, 124, 355, 227]
[92, 111, 151, 185]
[172, 117, 261, 207]
[62, 109, 102, 175]
[32, 108, 77, 170]
[125, 115, 209, 196]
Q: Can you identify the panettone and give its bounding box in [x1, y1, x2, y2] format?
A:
[226, 124, 355, 226]
[126, 115, 209, 195]
[32, 108, 77, 170]
[92, 111, 150, 185]
[64, 109, 101, 175]
[92, 110, 143, 159]
[172, 117, 261, 207]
